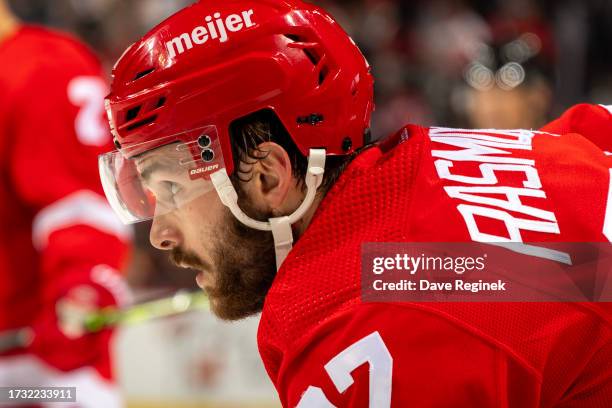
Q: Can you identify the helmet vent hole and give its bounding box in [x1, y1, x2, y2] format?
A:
[319, 66, 329, 86]
[283, 34, 301, 42]
[133, 68, 155, 81]
[303, 48, 320, 66]
[125, 106, 141, 122]
[156, 97, 167, 108]
[126, 115, 157, 131]
[283, 34, 321, 64]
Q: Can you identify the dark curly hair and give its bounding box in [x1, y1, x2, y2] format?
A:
[229, 109, 365, 196]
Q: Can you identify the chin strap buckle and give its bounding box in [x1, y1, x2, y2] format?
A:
[270, 217, 293, 270]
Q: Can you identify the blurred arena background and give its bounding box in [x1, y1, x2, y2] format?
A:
[6, 0, 612, 407]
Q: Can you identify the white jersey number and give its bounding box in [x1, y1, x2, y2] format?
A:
[68, 76, 109, 146]
[296, 331, 393, 408]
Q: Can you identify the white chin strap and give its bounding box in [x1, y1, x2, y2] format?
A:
[210, 149, 326, 270]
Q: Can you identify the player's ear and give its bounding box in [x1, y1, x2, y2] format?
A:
[242, 141, 294, 212]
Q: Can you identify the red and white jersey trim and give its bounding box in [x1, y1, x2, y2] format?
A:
[32, 190, 132, 250]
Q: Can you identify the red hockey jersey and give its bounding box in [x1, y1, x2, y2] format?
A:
[0, 26, 130, 379]
[258, 104, 612, 407]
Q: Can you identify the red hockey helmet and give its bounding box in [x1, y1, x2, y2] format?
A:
[99, 0, 374, 225]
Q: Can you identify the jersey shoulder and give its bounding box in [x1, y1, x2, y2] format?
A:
[17, 25, 99, 66]
[541, 103, 612, 152]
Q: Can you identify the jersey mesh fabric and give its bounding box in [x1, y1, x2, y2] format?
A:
[258, 121, 612, 405]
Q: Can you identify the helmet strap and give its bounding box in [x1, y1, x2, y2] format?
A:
[210, 149, 326, 270]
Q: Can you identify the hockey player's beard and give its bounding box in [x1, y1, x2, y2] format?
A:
[170, 204, 277, 321]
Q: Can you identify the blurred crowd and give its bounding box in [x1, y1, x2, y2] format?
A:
[317, 0, 612, 133]
[11, 0, 612, 129]
[8, 0, 612, 291]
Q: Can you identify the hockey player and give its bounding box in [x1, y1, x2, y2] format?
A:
[100, 1, 611, 406]
[0, 1, 130, 406]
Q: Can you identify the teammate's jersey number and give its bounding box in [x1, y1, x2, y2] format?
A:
[68, 76, 109, 146]
[296, 331, 393, 408]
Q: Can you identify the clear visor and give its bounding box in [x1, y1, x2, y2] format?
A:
[99, 126, 225, 224]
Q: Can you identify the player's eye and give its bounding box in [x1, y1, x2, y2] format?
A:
[163, 181, 185, 202]
[150, 181, 184, 207]
[169, 181, 182, 196]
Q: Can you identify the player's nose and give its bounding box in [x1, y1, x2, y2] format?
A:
[150, 215, 182, 251]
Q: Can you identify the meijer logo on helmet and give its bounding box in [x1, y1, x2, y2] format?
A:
[166, 10, 256, 58]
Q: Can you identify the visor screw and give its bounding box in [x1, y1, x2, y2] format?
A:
[342, 137, 353, 152]
[197, 135, 212, 149]
[201, 149, 215, 162]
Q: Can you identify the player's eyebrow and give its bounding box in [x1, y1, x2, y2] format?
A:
[138, 155, 184, 184]
[139, 162, 165, 184]
[136, 141, 187, 183]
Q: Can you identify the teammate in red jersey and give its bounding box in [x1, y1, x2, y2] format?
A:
[99, 1, 611, 406]
[0, 1, 131, 406]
